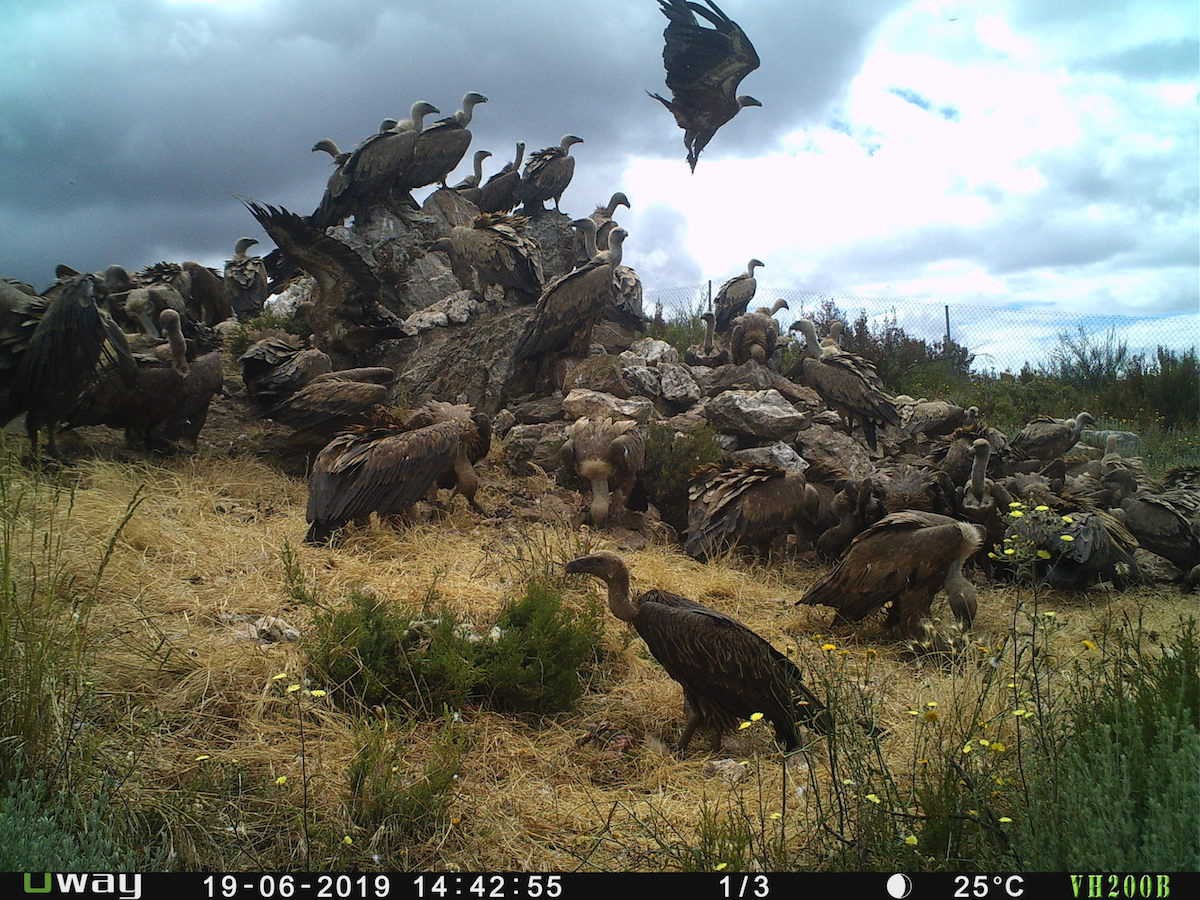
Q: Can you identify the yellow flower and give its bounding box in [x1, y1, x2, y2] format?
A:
[342, 835, 353, 846]
[738, 721, 752, 730]
[287, 684, 301, 693]
[967, 809, 979, 817]
[821, 643, 837, 651]
[1061, 515, 1074, 523]
[962, 744, 974, 753]
[926, 701, 938, 708]
[714, 863, 728, 872]
[309, 689, 328, 698]
[1035, 505, 1049, 511]
[194, 754, 211, 761]
[999, 817, 1013, 824]
[1081, 639, 1097, 651]
[750, 712, 764, 722]
[1009, 510, 1025, 518]
[1036, 550, 1051, 559]
[987, 552, 999, 560]
[1008, 501, 1023, 508]
[907, 709, 919, 716]
[271, 673, 288, 681]
[978, 739, 990, 747]
[1060, 534, 1075, 542]
[768, 812, 782, 820]
[275, 775, 287, 785]
[866, 793, 881, 804]
[990, 742, 1007, 752]
[1042, 611, 1056, 618]
[904, 835, 918, 846]
[841, 778, 856, 785]
[1004, 548, 1016, 555]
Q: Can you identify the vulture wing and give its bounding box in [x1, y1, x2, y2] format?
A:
[659, 0, 759, 104]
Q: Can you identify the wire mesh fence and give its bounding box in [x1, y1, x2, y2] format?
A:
[643, 284, 1199, 376]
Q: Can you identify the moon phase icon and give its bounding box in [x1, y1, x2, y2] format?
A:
[886, 873, 913, 899]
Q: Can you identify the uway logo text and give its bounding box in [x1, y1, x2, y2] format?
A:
[22, 874, 142, 900]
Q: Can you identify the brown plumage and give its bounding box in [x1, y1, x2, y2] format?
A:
[959, 439, 1012, 554]
[124, 283, 188, 337]
[305, 412, 486, 544]
[685, 464, 820, 561]
[0, 279, 48, 424]
[590, 191, 630, 251]
[815, 477, 877, 560]
[800, 511, 984, 638]
[239, 337, 333, 407]
[560, 417, 645, 527]
[181, 261, 231, 324]
[223, 238, 269, 320]
[477, 141, 525, 214]
[875, 463, 957, 516]
[713, 258, 763, 334]
[516, 135, 583, 214]
[906, 401, 977, 437]
[565, 551, 831, 753]
[684, 312, 728, 367]
[451, 149, 494, 204]
[1005, 506, 1140, 590]
[430, 213, 544, 302]
[1010, 412, 1096, 461]
[406, 92, 489, 190]
[266, 377, 393, 441]
[648, 0, 762, 172]
[729, 299, 788, 364]
[1105, 470, 1200, 573]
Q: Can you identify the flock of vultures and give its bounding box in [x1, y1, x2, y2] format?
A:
[1, 1, 1197, 755]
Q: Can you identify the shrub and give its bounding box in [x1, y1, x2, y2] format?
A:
[0, 780, 147, 870]
[642, 423, 723, 533]
[474, 582, 604, 715]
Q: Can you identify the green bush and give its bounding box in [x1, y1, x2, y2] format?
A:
[0, 780, 147, 870]
[474, 582, 603, 715]
[642, 424, 723, 533]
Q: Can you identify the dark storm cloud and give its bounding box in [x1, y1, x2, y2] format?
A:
[0, 0, 902, 284]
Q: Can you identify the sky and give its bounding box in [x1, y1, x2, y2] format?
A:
[2, 0, 1197, 360]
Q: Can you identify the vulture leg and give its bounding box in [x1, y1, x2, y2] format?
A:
[892, 587, 933, 638]
[676, 707, 703, 755]
[451, 453, 485, 515]
[710, 730, 723, 752]
[25, 417, 40, 461]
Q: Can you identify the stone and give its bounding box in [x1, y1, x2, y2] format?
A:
[513, 394, 564, 424]
[627, 337, 680, 366]
[1081, 429, 1141, 455]
[795, 422, 876, 481]
[562, 389, 656, 424]
[592, 319, 643, 354]
[714, 433, 741, 451]
[421, 187, 480, 230]
[704, 389, 806, 440]
[404, 290, 482, 333]
[660, 404, 710, 433]
[1134, 549, 1182, 584]
[622, 365, 661, 399]
[493, 408, 516, 438]
[703, 758, 750, 784]
[704, 362, 824, 410]
[730, 441, 810, 473]
[264, 275, 313, 318]
[658, 363, 701, 409]
[503, 422, 569, 475]
[811, 410, 845, 428]
[524, 211, 577, 283]
[562, 356, 632, 397]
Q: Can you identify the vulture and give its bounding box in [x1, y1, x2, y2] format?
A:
[729, 299, 788, 364]
[223, 238, 269, 319]
[590, 192, 631, 252]
[312, 138, 351, 167]
[239, 337, 333, 407]
[572, 217, 599, 265]
[814, 478, 877, 560]
[1010, 412, 1096, 462]
[559, 416, 646, 528]
[906, 401, 977, 438]
[1, 279, 49, 422]
[429, 213, 544, 303]
[874, 463, 958, 516]
[565, 551, 831, 753]
[7, 274, 135, 458]
[181, 261, 231, 325]
[477, 142, 525, 214]
[959, 439, 1012, 553]
[406, 91, 489, 189]
[451, 149, 493, 205]
[1105, 470, 1200, 573]
[933, 417, 1010, 486]
[401, 400, 493, 503]
[266, 369, 396, 443]
[242, 202, 411, 354]
[516, 135, 584, 214]
[510, 227, 626, 366]
[713, 258, 763, 335]
[800, 511, 985, 638]
[305, 412, 489, 544]
[648, 0, 762, 172]
[685, 464, 820, 561]
[309, 100, 441, 228]
[124, 283, 188, 338]
[684, 312, 728, 367]
[787, 319, 899, 452]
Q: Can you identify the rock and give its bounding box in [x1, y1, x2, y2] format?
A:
[627, 337, 679, 366]
[255, 615, 300, 643]
[622, 365, 661, 398]
[658, 363, 701, 409]
[730, 441, 810, 473]
[562, 389, 656, 424]
[214, 319, 243, 340]
[524, 211, 577, 283]
[405, 290, 482, 333]
[704, 362, 822, 410]
[493, 408, 516, 438]
[714, 433, 741, 451]
[704, 389, 806, 440]
[592, 319, 642, 354]
[660, 405, 710, 433]
[1081, 429, 1140, 455]
[264, 276, 313, 318]
[562, 356, 632, 398]
[703, 758, 749, 784]
[795, 423, 876, 481]
[1134, 549, 1182, 584]
[513, 394, 564, 424]
[503, 422, 569, 475]
[811, 410, 844, 428]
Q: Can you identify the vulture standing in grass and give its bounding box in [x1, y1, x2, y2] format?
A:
[7, 274, 135, 459]
[305, 411, 489, 544]
[223, 238, 269, 319]
[713, 258, 763, 335]
[729, 299, 788, 364]
[800, 511, 985, 638]
[1010, 412, 1095, 461]
[402, 401, 493, 502]
[477, 142, 525, 214]
[648, 0, 762, 172]
[429, 213, 544, 303]
[309, 100, 441, 228]
[516, 135, 584, 214]
[407, 92, 489, 189]
[565, 551, 832, 753]
[1104, 469, 1200, 573]
[239, 337, 333, 407]
[560, 416, 646, 528]
[787, 318, 899, 452]
[684, 311, 728, 367]
[685, 464, 821, 561]
[874, 463, 958, 516]
[243, 202, 411, 354]
[451, 149, 493, 205]
[959, 439, 1012, 554]
[814, 478, 877, 560]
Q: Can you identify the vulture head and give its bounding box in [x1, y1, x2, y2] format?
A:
[738, 96, 764, 109]
[565, 551, 635, 619]
[378, 117, 400, 132]
[571, 218, 599, 260]
[748, 258, 765, 273]
[234, 237, 259, 257]
[560, 134, 585, 153]
[766, 299, 789, 316]
[603, 228, 628, 265]
[788, 318, 819, 357]
[608, 192, 630, 212]
[159, 309, 189, 376]
[103, 264, 134, 294]
[1073, 411, 1096, 433]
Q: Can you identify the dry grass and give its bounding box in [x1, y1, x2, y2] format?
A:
[2, 438, 1194, 871]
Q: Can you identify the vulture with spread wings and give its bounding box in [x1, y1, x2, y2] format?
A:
[648, 0, 761, 172]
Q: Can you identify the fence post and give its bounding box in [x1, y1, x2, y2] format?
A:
[944, 304, 951, 349]
[707, 279, 712, 312]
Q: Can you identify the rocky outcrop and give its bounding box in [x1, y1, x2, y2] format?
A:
[562, 389, 656, 424]
[658, 363, 701, 409]
[730, 441, 810, 473]
[513, 394, 564, 424]
[405, 290, 484, 333]
[704, 390, 806, 441]
[794, 422, 876, 481]
[524, 211, 577, 283]
[622, 337, 680, 366]
[503, 422, 569, 475]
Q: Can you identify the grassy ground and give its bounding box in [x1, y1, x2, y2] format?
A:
[1, 415, 1196, 870]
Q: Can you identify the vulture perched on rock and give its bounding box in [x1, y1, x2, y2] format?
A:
[684, 311, 728, 367]
[223, 238, 269, 319]
[566, 551, 832, 753]
[516, 135, 584, 214]
[787, 319, 899, 452]
[309, 100, 441, 228]
[7, 274, 135, 459]
[560, 416, 645, 528]
[242, 201, 412, 354]
[477, 141, 525, 214]
[429, 213, 544, 303]
[713, 258, 763, 335]
[1010, 412, 1095, 462]
[407, 92, 489, 190]
[800, 511, 985, 638]
[239, 337, 333, 407]
[451, 149, 493, 205]
[906, 401, 977, 438]
[590, 192, 630, 252]
[729, 299, 788, 364]
[305, 411, 489, 544]
[685, 464, 820, 561]
[648, 0, 762, 172]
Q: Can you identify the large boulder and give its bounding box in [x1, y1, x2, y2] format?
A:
[513, 394, 564, 425]
[503, 422, 569, 475]
[730, 441, 810, 474]
[405, 290, 483, 332]
[562, 389, 656, 424]
[794, 422, 876, 481]
[621, 365, 661, 399]
[658, 363, 701, 409]
[524, 211, 576, 283]
[703, 362, 822, 410]
[626, 337, 680, 366]
[562, 356, 632, 397]
[704, 390, 806, 441]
